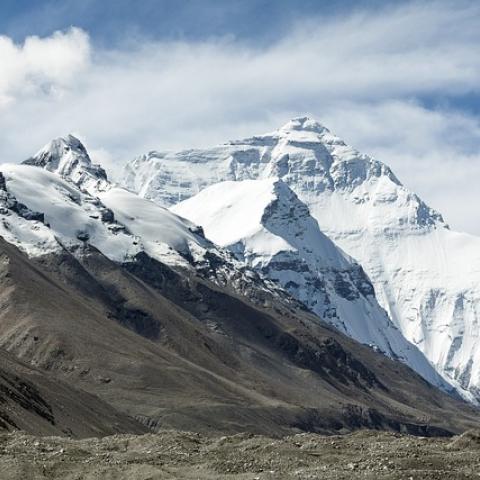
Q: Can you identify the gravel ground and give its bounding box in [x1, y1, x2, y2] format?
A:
[1, 429, 479, 479]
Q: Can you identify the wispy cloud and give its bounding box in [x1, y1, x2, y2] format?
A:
[0, 1, 479, 233]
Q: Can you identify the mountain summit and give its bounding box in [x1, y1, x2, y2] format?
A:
[276, 116, 331, 134]
[23, 135, 108, 192]
[123, 116, 443, 229]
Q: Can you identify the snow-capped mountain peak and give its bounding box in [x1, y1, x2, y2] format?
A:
[0, 137, 298, 320]
[122, 116, 480, 402]
[273, 116, 349, 149]
[174, 177, 344, 266]
[123, 117, 445, 232]
[230, 116, 337, 146]
[172, 177, 365, 291]
[23, 135, 108, 193]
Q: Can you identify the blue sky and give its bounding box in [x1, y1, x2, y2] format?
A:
[1, 0, 389, 45]
[1, 0, 479, 233]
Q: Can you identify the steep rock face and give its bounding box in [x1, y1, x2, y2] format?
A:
[124, 116, 480, 401]
[172, 178, 452, 394]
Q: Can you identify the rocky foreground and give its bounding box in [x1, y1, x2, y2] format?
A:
[1, 429, 479, 479]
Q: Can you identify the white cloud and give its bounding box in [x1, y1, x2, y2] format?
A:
[0, 1, 479, 234]
[0, 27, 90, 104]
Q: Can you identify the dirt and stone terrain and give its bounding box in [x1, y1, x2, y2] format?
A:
[1, 429, 479, 479]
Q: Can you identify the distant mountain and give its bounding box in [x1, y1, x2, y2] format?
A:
[0, 134, 476, 437]
[123, 116, 480, 402]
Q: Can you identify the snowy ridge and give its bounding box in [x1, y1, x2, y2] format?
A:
[124, 116, 480, 402]
[2, 164, 141, 262]
[123, 117, 444, 232]
[0, 136, 296, 312]
[172, 177, 456, 395]
[6, 135, 214, 266]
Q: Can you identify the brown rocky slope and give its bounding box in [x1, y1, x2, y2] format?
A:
[0, 236, 478, 437]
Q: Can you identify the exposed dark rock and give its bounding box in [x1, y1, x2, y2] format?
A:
[76, 231, 90, 242]
[0, 370, 54, 425]
[334, 272, 360, 301]
[0, 238, 477, 439]
[100, 208, 115, 223]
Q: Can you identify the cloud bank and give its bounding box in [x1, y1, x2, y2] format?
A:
[1, 1, 479, 233]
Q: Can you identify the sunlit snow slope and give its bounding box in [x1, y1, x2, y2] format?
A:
[124, 116, 480, 401]
[2, 136, 236, 269]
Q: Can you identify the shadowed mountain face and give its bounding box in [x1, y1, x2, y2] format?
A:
[0, 347, 146, 438]
[0, 237, 478, 437]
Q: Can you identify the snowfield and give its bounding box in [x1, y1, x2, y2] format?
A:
[3, 164, 140, 262]
[2, 142, 223, 268]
